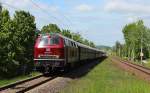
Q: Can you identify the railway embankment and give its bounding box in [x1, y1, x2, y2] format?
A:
[2, 57, 150, 93]
[60, 57, 150, 93]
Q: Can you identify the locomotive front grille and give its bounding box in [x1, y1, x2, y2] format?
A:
[34, 55, 64, 61]
[34, 55, 64, 67]
[38, 55, 59, 59]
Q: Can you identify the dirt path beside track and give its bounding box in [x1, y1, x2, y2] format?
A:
[111, 57, 150, 83]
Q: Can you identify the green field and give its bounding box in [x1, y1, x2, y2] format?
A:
[0, 72, 41, 87]
[61, 58, 150, 93]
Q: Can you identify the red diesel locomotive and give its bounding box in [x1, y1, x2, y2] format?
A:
[34, 33, 105, 72]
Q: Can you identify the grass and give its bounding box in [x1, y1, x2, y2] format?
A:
[61, 58, 150, 93]
[0, 71, 41, 87]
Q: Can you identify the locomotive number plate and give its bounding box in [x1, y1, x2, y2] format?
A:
[46, 48, 50, 52]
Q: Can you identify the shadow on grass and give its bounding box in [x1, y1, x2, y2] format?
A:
[61, 57, 107, 79]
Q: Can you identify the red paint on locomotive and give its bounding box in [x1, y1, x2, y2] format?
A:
[34, 34, 65, 67]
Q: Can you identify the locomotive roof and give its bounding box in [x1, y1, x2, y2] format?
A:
[38, 33, 105, 53]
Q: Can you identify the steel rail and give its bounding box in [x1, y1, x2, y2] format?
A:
[112, 57, 150, 75]
[0, 74, 43, 91]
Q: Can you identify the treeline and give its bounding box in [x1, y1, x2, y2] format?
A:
[113, 20, 150, 61]
[96, 45, 111, 51]
[0, 4, 96, 78]
[40, 24, 96, 47]
[0, 5, 36, 77]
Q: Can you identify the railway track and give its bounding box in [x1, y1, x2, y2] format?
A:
[0, 74, 56, 93]
[112, 57, 150, 76]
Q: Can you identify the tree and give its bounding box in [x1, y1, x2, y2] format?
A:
[0, 3, 2, 38]
[0, 9, 17, 77]
[114, 41, 121, 56]
[13, 10, 36, 74]
[72, 32, 83, 43]
[0, 3, 1, 16]
[0, 3, 1, 37]
[83, 39, 90, 46]
[62, 29, 72, 38]
[121, 20, 150, 60]
[0, 9, 11, 57]
[0, 10, 36, 78]
[41, 24, 61, 33]
[145, 28, 150, 57]
[89, 41, 96, 48]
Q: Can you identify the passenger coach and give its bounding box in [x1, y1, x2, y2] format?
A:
[34, 33, 106, 72]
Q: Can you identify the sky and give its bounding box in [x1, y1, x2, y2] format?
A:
[1, 0, 150, 46]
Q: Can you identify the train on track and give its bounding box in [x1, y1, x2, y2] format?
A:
[34, 33, 106, 73]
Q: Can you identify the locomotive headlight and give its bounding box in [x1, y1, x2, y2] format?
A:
[56, 55, 59, 59]
[38, 55, 41, 58]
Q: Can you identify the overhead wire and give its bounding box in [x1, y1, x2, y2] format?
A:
[1, 0, 69, 29]
[30, 0, 70, 29]
[34, 0, 76, 30]
[43, 0, 89, 35]
[1, 2, 19, 10]
[0, 2, 53, 25]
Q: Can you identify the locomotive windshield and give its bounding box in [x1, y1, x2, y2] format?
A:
[38, 35, 60, 48]
[38, 36, 49, 47]
[50, 36, 60, 45]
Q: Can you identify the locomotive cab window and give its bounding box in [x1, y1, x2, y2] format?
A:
[38, 36, 49, 47]
[50, 36, 60, 45]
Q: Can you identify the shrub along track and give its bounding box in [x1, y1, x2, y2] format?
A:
[111, 56, 150, 82]
[0, 74, 57, 93]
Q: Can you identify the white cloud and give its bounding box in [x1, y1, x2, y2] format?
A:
[75, 4, 93, 12]
[105, 0, 150, 14]
[1, 0, 31, 10]
[0, 0, 63, 28]
[1, 0, 59, 13]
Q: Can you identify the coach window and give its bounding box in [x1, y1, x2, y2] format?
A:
[68, 41, 71, 46]
[74, 43, 76, 47]
[64, 39, 67, 46]
[70, 41, 72, 46]
[65, 39, 69, 46]
[73, 42, 75, 47]
[67, 40, 69, 46]
[74, 43, 77, 48]
[72, 42, 74, 47]
[71, 41, 73, 47]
